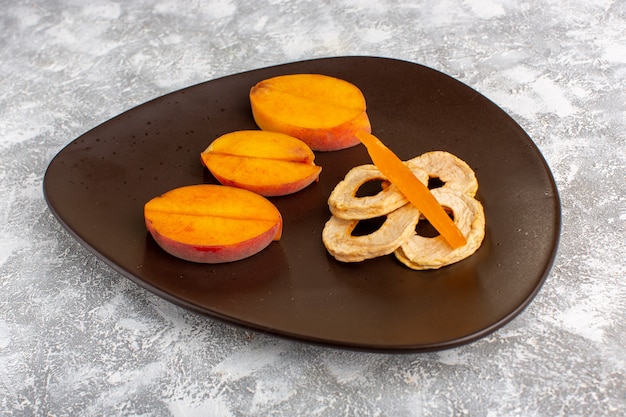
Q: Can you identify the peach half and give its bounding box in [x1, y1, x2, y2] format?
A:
[249, 74, 372, 151]
[144, 184, 282, 263]
[201, 130, 322, 196]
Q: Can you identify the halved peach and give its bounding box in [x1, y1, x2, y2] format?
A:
[144, 184, 282, 263]
[249, 74, 372, 151]
[201, 130, 322, 196]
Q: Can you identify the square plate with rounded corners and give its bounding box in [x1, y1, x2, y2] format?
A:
[44, 56, 561, 352]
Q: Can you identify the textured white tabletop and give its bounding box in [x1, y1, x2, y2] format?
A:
[1, 0, 625, 416]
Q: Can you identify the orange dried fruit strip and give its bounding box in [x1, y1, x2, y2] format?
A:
[355, 131, 467, 249]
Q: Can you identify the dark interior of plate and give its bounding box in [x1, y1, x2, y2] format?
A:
[43, 56, 561, 352]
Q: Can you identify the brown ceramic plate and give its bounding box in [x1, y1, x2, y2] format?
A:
[43, 56, 560, 351]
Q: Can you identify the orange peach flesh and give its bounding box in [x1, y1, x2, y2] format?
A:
[201, 130, 322, 196]
[144, 184, 282, 263]
[249, 74, 371, 151]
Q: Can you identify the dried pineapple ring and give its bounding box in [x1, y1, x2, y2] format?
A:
[322, 203, 421, 262]
[406, 151, 478, 197]
[394, 188, 485, 270]
[328, 163, 429, 220]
